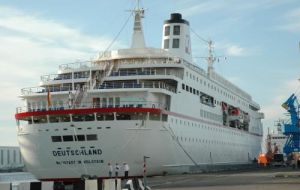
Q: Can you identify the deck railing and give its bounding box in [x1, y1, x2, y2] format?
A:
[21, 86, 72, 95]
[21, 81, 176, 95]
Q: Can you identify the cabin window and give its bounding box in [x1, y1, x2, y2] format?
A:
[102, 98, 107, 108]
[72, 114, 92, 122]
[172, 39, 180, 48]
[49, 115, 70, 123]
[33, 116, 47, 124]
[115, 97, 120, 107]
[107, 98, 113, 108]
[116, 113, 132, 120]
[49, 115, 59, 123]
[164, 39, 169, 49]
[63, 135, 73, 142]
[105, 113, 114, 121]
[51, 136, 62, 142]
[182, 83, 185, 90]
[96, 113, 104, 121]
[149, 113, 160, 121]
[72, 114, 84, 122]
[164, 26, 170, 36]
[93, 98, 101, 108]
[162, 114, 168, 121]
[75, 135, 85, 141]
[87, 134, 97, 141]
[173, 25, 180, 35]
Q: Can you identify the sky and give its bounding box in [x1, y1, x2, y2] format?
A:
[0, 0, 299, 146]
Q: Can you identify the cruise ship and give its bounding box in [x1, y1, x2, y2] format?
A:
[15, 3, 264, 181]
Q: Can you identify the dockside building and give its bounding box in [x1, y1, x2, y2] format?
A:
[0, 146, 24, 171]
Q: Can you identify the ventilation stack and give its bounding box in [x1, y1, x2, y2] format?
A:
[162, 13, 192, 63]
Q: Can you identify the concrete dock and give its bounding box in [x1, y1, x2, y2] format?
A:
[148, 168, 300, 190]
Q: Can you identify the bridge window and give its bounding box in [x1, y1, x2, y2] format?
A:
[172, 39, 180, 48]
[173, 25, 180, 35]
[164, 39, 170, 49]
[164, 26, 170, 36]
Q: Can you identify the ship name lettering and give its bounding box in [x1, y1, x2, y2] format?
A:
[52, 148, 102, 157]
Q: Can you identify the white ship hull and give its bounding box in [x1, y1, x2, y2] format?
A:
[18, 110, 261, 181]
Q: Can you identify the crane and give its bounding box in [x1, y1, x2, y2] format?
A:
[282, 94, 300, 156]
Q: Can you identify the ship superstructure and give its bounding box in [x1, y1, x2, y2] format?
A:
[15, 3, 264, 181]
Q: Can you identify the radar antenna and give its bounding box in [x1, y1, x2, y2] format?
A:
[130, 0, 146, 48]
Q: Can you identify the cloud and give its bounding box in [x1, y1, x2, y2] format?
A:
[225, 45, 245, 57]
[175, 0, 296, 18]
[0, 6, 125, 145]
[279, 7, 300, 33]
[176, 1, 224, 17]
[0, 126, 18, 146]
[261, 79, 300, 127]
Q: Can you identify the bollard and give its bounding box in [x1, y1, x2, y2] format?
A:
[42, 181, 54, 190]
[85, 179, 98, 190]
[103, 179, 121, 190]
[124, 180, 134, 190]
[0, 182, 12, 190]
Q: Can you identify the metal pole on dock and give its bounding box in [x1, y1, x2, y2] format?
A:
[143, 156, 150, 188]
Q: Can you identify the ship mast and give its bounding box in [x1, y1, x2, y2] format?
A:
[130, 0, 146, 48]
[207, 40, 216, 77]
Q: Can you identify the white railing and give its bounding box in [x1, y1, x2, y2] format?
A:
[59, 61, 91, 71]
[98, 81, 177, 93]
[40, 74, 72, 82]
[16, 101, 169, 114]
[21, 86, 72, 95]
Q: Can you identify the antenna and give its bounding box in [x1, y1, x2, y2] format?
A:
[190, 28, 226, 77]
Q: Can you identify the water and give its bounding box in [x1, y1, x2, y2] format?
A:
[0, 172, 37, 190]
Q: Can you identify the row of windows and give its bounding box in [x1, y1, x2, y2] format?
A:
[170, 117, 245, 137]
[51, 134, 98, 142]
[272, 137, 286, 140]
[182, 83, 216, 107]
[174, 136, 252, 147]
[38, 126, 110, 133]
[21, 112, 168, 124]
[200, 109, 222, 123]
[185, 71, 249, 108]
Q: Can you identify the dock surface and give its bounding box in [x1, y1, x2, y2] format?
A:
[148, 168, 300, 190]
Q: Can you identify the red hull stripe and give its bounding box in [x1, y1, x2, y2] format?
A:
[15, 107, 161, 119]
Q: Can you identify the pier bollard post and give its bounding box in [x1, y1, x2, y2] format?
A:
[0, 183, 11, 190]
